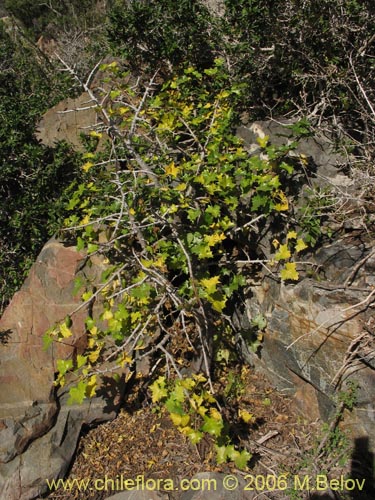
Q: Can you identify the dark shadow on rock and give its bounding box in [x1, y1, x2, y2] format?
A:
[96, 373, 128, 415]
[0, 328, 12, 344]
[349, 436, 375, 500]
[308, 436, 375, 500]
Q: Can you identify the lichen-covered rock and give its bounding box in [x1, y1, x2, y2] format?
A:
[36, 92, 98, 149]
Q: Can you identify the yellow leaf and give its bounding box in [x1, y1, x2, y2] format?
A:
[89, 131, 102, 138]
[197, 405, 208, 417]
[88, 347, 101, 363]
[218, 90, 230, 99]
[274, 190, 289, 211]
[59, 323, 72, 339]
[204, 232, 226, 247]
[180, 378, 196, 390]
[82, 162, 94, 172]
[102, 310, 113, 320]
[287, 230, 297, 240]
[89, 325, 98, 337]
[180, 425, 193, 436]
[117, 352, 132, 368]
[192, 393, 203, 406]
[182, 104, 193, 117]
[81, 214, 90, 225]
[170, 413, 190, 428]
[87, 337, 96, 349]
[200, 275, 220, 294]
[275, 243, 291, 261]
[85, 375, 97, 398]
[280, 262, 299, 281]
[165, 161, 179, 178]
[134, 339, 146, 350]
[211, 296, 227, 313]
[82, 290, 93, 301]
[272, 239, 280, 249]
[295, 238, 308, 253]
[239, 409, 255, 424]
[210, 407, 223, 421]
[300, 153, 308, 166]
[155, 255, 166, 269]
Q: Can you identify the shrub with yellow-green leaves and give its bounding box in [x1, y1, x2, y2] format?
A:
[44, 59, 310, 468]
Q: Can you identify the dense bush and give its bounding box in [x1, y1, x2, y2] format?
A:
[105, 0, 375, 159]
[4, 0, 98, 38]
[222, 0, 375, 150]
[107, 0, 218, 72]
[0, 22, 82, 313]
[44, 60, 313, 469]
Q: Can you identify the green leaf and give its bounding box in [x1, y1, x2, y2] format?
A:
[202, 416, 224, 437]
[233, 449, 251, 469]
[42, 332, 54, 351]
[251, 314, 267, 330]
[170, 383, 185, 403]
[76, 355, 87, 369]
[165, 397, 184, 415]
[216, 445, 228, 464]
[72, 276, 84, 296]
[204, 67, 218, 76]
[251, 194, 267, 211]
[186, 429, 203, 444]
[76, 237, 85, 252]
[56, 359, 73, 376]
[187, 209, 201, 222]
[64, 315, 72, 328]
[279, 162, 294, 174]
[68, 380, 87, 405]
[194, 243, 213, 259]
[87, 243, 99, 254]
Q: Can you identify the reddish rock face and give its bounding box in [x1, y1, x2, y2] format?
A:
[0, 238, 128, 499]
[0, 239, 86, 458]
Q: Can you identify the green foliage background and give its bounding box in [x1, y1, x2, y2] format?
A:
[0, 22, 81, 312]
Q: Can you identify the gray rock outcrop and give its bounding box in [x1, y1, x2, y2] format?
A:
[236, 120, 375, 453]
